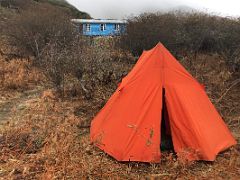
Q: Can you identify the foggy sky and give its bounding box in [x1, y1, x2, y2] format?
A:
[66, 0, 240, 19]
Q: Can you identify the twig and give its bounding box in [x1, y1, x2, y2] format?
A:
[34, 39, 40, 58]
[217, 79, 240, 103]
[78, 125, 90, 129]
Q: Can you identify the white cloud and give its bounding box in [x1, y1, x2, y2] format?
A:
[67, 0, 240, 19]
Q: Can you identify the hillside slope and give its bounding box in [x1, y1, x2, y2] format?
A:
[0, 0, 91, 18]
[44, 0, 91, 18]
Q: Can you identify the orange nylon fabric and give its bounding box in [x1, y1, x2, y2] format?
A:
[90, 43, 237, 162]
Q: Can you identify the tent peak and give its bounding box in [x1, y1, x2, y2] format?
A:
[153, 42, 165, 51]
[157, 42, 163, 47]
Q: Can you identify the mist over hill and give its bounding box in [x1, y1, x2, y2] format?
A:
[66, 0, 240, 19]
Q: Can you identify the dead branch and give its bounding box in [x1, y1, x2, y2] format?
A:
[217, 78, 240, 103]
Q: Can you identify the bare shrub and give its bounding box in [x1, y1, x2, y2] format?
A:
[38, 42, 71, 95]
[4, 2, 75, 58]
[119, 12, 181, 56]
[119, 12, 240, 74]
[3, 2, 82, 94]
[70, 38, 134, 100]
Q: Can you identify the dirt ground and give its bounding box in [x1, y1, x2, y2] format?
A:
[0, 87, 43, 125]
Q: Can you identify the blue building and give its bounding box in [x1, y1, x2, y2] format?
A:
[71, 19, 127, 36]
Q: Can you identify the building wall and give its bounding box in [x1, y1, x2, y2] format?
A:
[79, 23, 126, 36]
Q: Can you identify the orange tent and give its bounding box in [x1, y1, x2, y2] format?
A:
[90, 43, 236, 162]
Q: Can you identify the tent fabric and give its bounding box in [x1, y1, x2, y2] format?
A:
[90, 43, 236, 162]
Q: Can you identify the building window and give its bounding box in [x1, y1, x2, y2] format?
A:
[100, 24, 106, 31]
[86, 24, 91, 32]
[114, 24, 120, 31]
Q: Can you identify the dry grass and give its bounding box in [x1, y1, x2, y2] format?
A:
[0, 53, 239, 179]
[0, 56, 45, 91]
